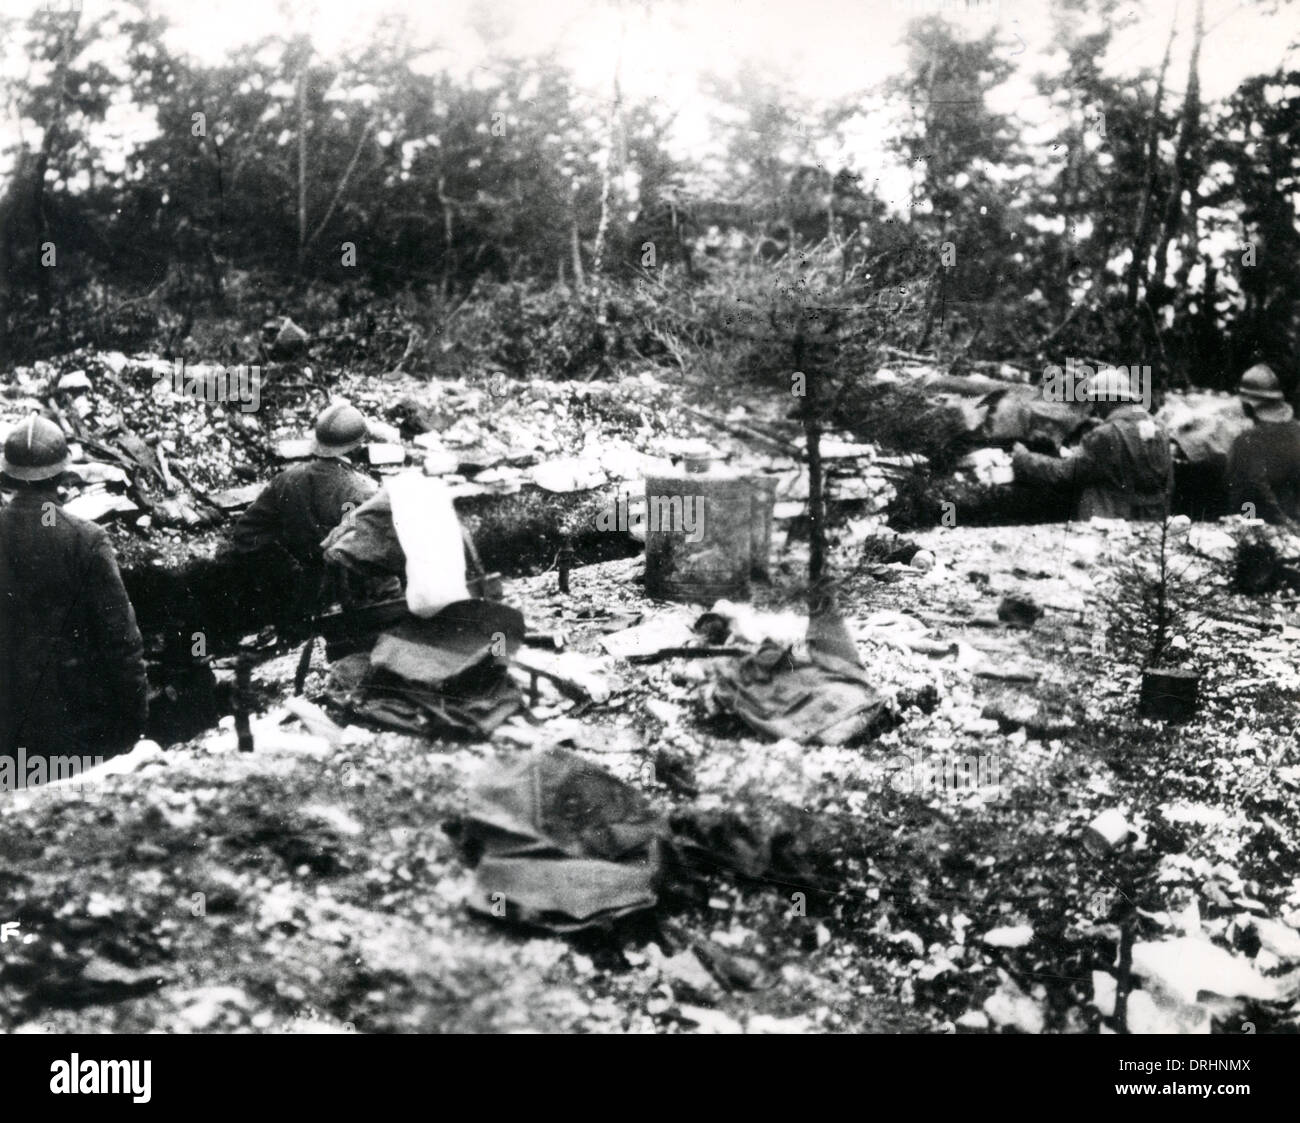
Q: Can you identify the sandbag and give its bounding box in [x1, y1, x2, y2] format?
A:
[1156, 393, 1252, 466]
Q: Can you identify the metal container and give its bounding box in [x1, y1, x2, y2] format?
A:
[1138, 667, 1200, 722]
[644, 466, 753, 602]
[1083, 809, 1133, 856]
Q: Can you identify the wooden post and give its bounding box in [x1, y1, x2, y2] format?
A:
[558, 539, 573, 594]
[1114, 879, 1135, 1034]
[293, 636, 315, 696]
[235, 653, 255, 752]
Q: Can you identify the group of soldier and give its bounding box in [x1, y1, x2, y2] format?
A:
[1013, 362, 1300, 528]
[0, 402, 374, 775]
[0, 363, 1297, 778]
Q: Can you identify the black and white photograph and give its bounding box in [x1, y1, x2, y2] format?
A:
[1, 0, 1298, 1083]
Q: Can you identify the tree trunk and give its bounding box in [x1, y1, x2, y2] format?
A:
[1151, 0, 1205, 315]
[296, 52, 309, 273]
[797, 328, 827, 588]
[1125, 18, 1177, 330]
[305, 116, 374, 253]
[569, 218, 585, 288]
[0, 179, 13, 365]
[590, 13, 625, 282]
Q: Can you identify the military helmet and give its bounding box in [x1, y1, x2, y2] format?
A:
[1238, 364, 1284, 401]
[311, 401, 368, 457]
[1239, 364, 1293, 422]
[1, 414, 70, 482]
[1084, 368, 1140, 403]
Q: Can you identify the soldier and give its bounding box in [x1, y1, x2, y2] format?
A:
[222, 401, 378, 625]
[1012, 368, 1173, 520]
[1225, 363, 1300, 528]
[0, 416, 148, 773]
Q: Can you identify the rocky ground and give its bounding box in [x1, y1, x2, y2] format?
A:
[0, 348, 916, 579]
[3, 514, 1299, 1034]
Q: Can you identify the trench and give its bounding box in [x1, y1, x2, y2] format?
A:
[885, 459, 1226, 531]
[119, 462, 1231, 747]
[120, 484, 642, 746]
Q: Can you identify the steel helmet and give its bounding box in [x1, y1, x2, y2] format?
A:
[1238, 363, 1284, 401]
[311, 401, 368, 457]
[1084, 368, 1140, 404]
[1239, 364, 1293, 422]
[1, 414, 70, 482]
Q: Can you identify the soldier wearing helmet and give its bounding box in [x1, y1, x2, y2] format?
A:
[226, 401, 378, 565]
[1225, 363, 1300, 527]
[0, 415, 148, 771]
[222, 402, 379, 621]
[1012, 366, 1174, 521]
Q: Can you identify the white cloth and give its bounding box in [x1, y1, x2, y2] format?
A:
[387, 473, 470, 617]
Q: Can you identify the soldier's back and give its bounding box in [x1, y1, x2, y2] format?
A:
[0, 495, 110, 759]
[1227, 421, 1300, 520]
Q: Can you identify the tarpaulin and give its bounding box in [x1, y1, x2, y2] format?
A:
[371, 600, 524, 686]
[469, 856, 659, 927]
[448, 749, 824, 932]
[352, 668, 522, 737]
[1156, 393, 1252, 466]
[980, 389, 1088, 449]
[706, 596, 888, 745]
[331, 600, 526, 738]
[452, 747, 664, 931]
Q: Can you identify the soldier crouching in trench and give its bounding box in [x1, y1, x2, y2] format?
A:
[1225, 363, 1300, 530]
[0, 415, 148, 788]
[218, 401, 379, 635]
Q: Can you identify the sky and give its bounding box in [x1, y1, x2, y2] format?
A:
[145, 0, 1300, 194]
[131, 0, 1298, 111]
[3, 0, 1299, 205]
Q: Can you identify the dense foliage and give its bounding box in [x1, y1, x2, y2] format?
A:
[1, 0, 1298, 401]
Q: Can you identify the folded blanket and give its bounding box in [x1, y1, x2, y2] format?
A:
[388, 473, 470, 616]
[322, 473, 470, 615]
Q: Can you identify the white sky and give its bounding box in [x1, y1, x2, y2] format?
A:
[3, 0, 1299, 207]
[133, 0, 1300, 108]
[147, 0, 1300, 195]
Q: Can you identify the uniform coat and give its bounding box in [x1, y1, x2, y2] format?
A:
[223, 457, 379, 621]
[227, 457, 378, 567]
[1013, 404, 1174, 521]
[1226, 420, 1300, 525]
[0, 490, 148, 764]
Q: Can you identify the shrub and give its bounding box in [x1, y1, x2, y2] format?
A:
[441, 280, 667, 381]
[832, 379, 971, 475]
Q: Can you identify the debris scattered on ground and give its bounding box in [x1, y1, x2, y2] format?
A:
[5, 351, 1300, 1034]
